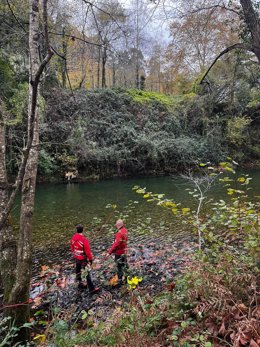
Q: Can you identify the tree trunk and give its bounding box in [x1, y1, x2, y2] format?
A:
[8, 0, 40, 318]
[112, 60, 116, 88]
[0, 102, 17, 310]
[97, 46, 101, 88]
[102, 44, 107, 88]
[135, 62, 139, 89]
[0, 3, 53, 337]
[240, 0, 260, 63]
[9, 119, 39, 332]
[61, 26, 67, 88]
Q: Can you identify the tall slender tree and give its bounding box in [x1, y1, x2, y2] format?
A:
[0, 0, 53, 340]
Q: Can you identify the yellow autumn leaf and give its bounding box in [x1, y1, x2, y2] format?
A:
[33, 334, 46, 343]
[172, 208, 178, 215]
[237, 177, 246, 183]
[127, 276, 142, 287]
[132, 277, 139, 285]
[227, 189, 234, 195]
[163, 201, 177, 207]
[182, 208, 190, 215]
[225, 167, 235, 173]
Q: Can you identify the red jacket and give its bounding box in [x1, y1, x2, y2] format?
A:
[108, 227, 128, 255]
[70, 233, 93, 261]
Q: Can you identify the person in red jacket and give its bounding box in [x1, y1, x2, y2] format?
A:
[108, 219, 128, 286]
[70, 224, 99, 293]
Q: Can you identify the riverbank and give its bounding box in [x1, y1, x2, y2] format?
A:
[29, 236, 196, 344]
[35, 160, 260, 184]
[28, 233, 260, 347]
[2, 228, 259, 346]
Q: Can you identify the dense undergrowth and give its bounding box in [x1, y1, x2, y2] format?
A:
[5, 87, 260, 180]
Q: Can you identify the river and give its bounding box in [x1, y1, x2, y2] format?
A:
[12, 170, 260, 254]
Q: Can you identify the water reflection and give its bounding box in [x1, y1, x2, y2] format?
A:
[12, 170, 260, 250]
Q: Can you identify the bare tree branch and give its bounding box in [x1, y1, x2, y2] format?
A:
[42, 0, 51, 52]
[200, 43, 254, 84]
[50, 45, 76, 100]
[188, 4, 240, 16]
[6, 0, 27, 32]
[90, 4, 103, 42]
[81, 0, 128, 42]
[49, 31, 102, 47]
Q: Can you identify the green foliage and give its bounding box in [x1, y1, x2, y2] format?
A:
[227, 116, 251, 146]
[0, 317, 33, 347]
[39, 88, 228, 179]
[5, 84, 259, 179]
[55, 153, 78, 172]
[134, 161, 260, 261]
[0, 54, 15, 100]
[8, 83, 28, 125]
[38, 149, 58, 176]
[126, 89, 175, 109]
[126, 89, 196, 110]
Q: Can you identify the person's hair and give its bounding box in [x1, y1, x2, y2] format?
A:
[76, 224, 84, 233]
[116, 219, 124, 229]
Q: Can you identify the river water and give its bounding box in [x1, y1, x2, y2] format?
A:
[12, 170, 260, 253]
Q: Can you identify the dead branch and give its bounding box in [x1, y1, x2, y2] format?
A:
[200, 43, 254, 84]
[48, 31, 102, 47]
[188, 4, 240, 16]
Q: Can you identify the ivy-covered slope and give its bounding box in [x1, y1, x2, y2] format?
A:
[41, 88, 229, 179]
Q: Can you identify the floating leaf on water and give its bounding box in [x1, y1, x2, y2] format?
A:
[182, 208, 190, 215]
[237, 177, 246, 183]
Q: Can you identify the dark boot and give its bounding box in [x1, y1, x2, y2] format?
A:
[78, 282, 88, 291]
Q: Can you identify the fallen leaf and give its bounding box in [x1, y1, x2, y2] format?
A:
[109, 274, 118, 286]
[41, 265, 49, 272]
[32, 296, 42, 308]
[250, 339, 259, 347]
[166, 282, 175, 292]
[218, 321, 226, 336]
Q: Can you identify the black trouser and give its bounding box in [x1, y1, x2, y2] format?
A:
[75, 259, 95, 291]
[115, 254, 128, 282]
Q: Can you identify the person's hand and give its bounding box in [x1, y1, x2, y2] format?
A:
[104, 253, 110, 260]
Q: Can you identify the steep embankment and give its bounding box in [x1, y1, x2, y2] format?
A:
[38, 88, 259, 180]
